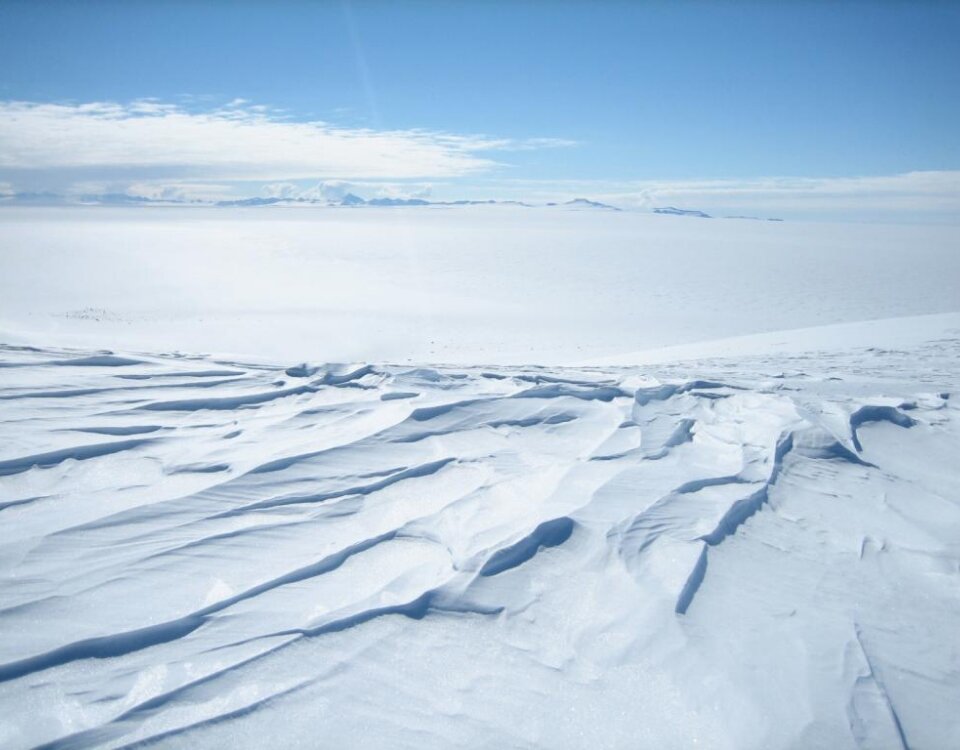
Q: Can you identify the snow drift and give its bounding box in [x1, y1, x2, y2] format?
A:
[1, 320, 958, 748]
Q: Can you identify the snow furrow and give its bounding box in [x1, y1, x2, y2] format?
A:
[1, 340, 958, 749]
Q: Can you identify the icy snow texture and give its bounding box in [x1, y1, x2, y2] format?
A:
[1, 326, 959, 749]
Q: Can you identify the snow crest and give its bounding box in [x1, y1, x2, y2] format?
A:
[0, 339, 958, 748]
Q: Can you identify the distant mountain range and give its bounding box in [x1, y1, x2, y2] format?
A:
[653, 206, 783, 222]
[653, 206, 712, 218]
[0, 191, 783, 220]
[546, 198, 621, 211]
[0, 192, 613, 210]
[724, 215, 785, 222]
[0, 192, 199, 206]
[213, 194, 534, 208]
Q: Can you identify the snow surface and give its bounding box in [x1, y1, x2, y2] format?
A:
[1, 207, 959, 748]
[1, 206, 958, 365]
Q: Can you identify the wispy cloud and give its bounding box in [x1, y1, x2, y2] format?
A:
[490, 137, 578, 151]
[0, 99, 567, 184]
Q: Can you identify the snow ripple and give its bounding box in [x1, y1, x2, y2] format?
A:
[0, 341, 958, 749]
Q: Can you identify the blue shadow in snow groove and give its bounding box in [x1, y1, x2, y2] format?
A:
[479, 517, 576, 577]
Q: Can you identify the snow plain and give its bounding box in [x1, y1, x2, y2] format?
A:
[1, 206, 958, 364]
[1, 207, 959, 749]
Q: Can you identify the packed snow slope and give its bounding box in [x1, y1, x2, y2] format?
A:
[1, 206, 959, 364]
[1, 313, 959, 749]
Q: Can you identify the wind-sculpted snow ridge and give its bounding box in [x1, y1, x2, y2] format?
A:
[0, 339, 958, 749]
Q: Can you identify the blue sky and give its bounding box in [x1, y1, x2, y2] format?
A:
[1, 1, 958, 218]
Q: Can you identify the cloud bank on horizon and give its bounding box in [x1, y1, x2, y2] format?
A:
[0, 97, 958, 222]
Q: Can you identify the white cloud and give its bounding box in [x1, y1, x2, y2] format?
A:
[297, 180, 358, 202]
[261, 182, 300, 199]
[0, 99, 538, 181]
[370, 182, 433, 200]
[494, 137, 578, 151]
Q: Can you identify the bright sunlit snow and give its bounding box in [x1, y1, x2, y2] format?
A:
[2, 207, 958, 365]
[1, 207, 959, 749]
